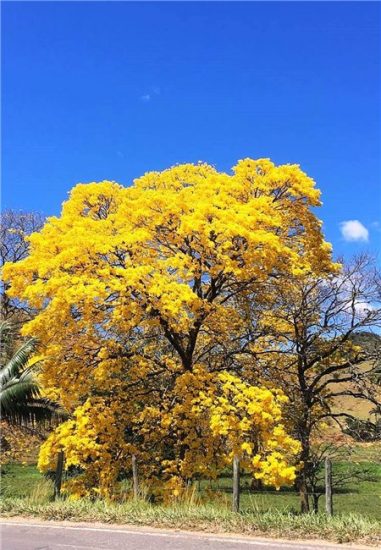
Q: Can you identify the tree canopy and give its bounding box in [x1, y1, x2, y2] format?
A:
[3, 159, 338, 499]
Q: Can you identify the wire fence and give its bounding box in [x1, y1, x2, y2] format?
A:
[195, 473, 381, 517]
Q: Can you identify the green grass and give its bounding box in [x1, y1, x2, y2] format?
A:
[1, 495, 380, 545]
[1, 462, 380, 545]
[202, 460, 381, 520]
[1, 464, 44, 499]
[350, 442, 381, 462]
[2, 462, 380, 519]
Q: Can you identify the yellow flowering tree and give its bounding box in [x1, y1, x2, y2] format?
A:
[3, 159, 335, 498]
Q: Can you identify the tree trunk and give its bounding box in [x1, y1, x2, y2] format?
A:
[54, 451, 64, 500]
[297, 425, 311, 513]
[299, 477, 310, 513]
[325, 457, 333, 516]
[312, 493, 319, 514]
[251, 477, 263, 491]
[132, 454, 139, 500]
[232, 455, 240, 513]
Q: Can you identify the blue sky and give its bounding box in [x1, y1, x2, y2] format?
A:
[2, 1, 380, 260]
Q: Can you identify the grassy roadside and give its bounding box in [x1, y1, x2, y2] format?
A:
[1, 497, 381, 546]
[1, 462, 380, 545]
[3, 462, 381, 520]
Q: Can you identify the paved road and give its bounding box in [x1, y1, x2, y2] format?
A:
[0, 521, 367, 550]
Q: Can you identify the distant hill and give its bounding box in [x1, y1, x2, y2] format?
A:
[350, 331, 381, 355]
[331, 332, 381, 422]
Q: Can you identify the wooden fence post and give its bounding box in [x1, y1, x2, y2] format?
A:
[132, 454, 139, 500]
[325, 457, 333, 516]
[54, 450, 64, 500]
[232, 455, 240, 513]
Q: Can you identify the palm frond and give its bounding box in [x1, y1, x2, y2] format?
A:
[0, 377, 41, 413]
[0, 322, 65, 425]
[5, 398, 66, 424]
[0, 338, 36, 386]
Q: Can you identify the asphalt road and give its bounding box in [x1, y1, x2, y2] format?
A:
[0, 521, 367, 550]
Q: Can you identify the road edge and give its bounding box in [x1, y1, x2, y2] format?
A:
[0, 516, 376, 550]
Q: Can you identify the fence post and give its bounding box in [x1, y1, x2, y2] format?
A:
[54, 450, 64, 500]
[232, 455, 240, 513]
[325, 457, 333, 516]
[132, 454, 139, 500]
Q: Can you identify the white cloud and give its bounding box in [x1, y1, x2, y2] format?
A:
[353, 300, 374, 316]
[340, 220, 369, 242]
[140, 87, 160, 102]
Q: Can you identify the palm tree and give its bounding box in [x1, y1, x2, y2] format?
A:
[0, 321, 60, 424]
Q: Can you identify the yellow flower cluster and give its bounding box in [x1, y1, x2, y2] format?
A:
[38, 398, 129, 498]
[193, 372, 301, 489]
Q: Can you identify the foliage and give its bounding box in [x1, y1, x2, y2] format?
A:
[0, 209, 44, 324]
[193, 372, 301, 488]
[3, 159, 336, 498]
[0, 321, 60, 426]
[0, 321, 64, 464]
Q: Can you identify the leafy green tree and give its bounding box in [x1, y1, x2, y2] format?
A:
[0, 321, 60, 424]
